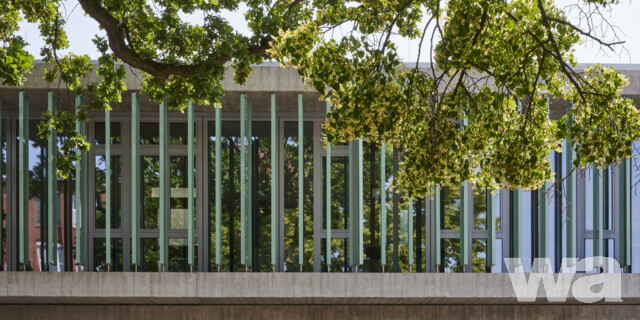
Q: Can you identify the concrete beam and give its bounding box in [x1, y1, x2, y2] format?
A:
[0, 272, 638, 305]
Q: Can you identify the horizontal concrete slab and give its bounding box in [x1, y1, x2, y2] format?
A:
[0, 272, 638, 305]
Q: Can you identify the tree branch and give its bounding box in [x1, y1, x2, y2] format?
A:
[78, 0, 271, 80]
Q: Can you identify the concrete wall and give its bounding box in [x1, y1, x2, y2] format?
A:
[0, 272, 639, 319]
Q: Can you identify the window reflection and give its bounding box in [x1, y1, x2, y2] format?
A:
[208, 121, 272, 272]
[320, 238, 351, 272]
[322, 156, 348, 230]
[93, 238, 123, 271]
[440, 238, 462, 273]
[441, 185, 460, 230]
[141, 156, 159, 229]
[94, 122, 121, 145]
[283, 121, 313, 272]
[94, 155, 122, 229]
[472, 238, 487, 273]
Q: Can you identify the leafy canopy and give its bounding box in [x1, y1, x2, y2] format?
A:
[0, 0, 638, 196]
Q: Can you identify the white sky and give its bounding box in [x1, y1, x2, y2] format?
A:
[16, 0, 640, 64]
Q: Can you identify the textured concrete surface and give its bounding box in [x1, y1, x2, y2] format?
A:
[3, 304, 640, 320]
[0, 272, 639, 305]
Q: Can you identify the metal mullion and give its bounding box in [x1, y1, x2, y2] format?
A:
[271, 94, 278, 270]
[159, 101, 168, 271]
[18, 91, 28, 269]
[47, 92, 57, 269]
[195, 110, 206, 272]
[187, 101, 195, 270]
[6, 114, 17, 270]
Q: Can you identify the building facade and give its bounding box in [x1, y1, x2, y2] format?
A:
[0, 62, 639, 276]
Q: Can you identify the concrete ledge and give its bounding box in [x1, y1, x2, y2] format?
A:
[0, 273, 638, 305]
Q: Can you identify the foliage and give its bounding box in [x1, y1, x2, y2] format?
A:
[269, 0, 640, 197]
[1, 0, 639, 193]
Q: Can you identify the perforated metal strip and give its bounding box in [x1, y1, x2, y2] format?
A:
[131, 93, 140, 268]
[380, 144, 387, 267]
[159, 100, 168, 270]
[325, 101, 331, 268]
[187, 101, 195, 268]
[240, 94, 252, 267]
[18, 92, 28, 268]
[105, 107, 111, 267]
[215, 106, 222, 268]
[47, 92, 57, 267]
[271, 95, 278, 268]
[75, 95, 86, 268]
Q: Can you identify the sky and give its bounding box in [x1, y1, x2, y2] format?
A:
[15, 0, 640, 65]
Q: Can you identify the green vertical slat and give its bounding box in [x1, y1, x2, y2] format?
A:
[47, 92, 57, 268]
[460, 181, 469, 267]
[392, 148, 399, 272]
[358, 138, 363, 266]
[0, 99, 2, 269]
[539, 98, 550, 268]
[159, 100, 168, 271]
[348, 140, 362, 267]
[75, 95, 86, 268]
[565, 104, 577, 266]
[187, 101, 195, 268]
[215, 105, 222, 268]
[486, 188, 495, 268]
[434, 185, 441, 270]
[618, 161, 626, 267]
[131, 93, 140, 268]
[18, 92, 29, 268]
[105, 108, 111, 267]
[408, 199, 413, 269]
[619, 159, 631, 267]
[380, 144, 387, 267]
[240, 94, 252, 267]
[297, 93, 304, 268]
[593, 168, 603, 267]
[513, 189, 522, 262]
[325, 101, 331, 269]
[271, 94, 278, 268]
[460, 117, 469, 268]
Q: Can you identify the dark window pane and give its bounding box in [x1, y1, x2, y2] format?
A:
[93, 238, 124, 271]
[170, 122, 196, 145]
[283, 121, 314, 272]
[94, 155, 122, 229]
[94, 122, 121, 145]
[320, 238, 351, 272]
[141, 156, 159, 229]
[441, 185, 461, 230]
[140, 122, 159, 144]
[441, 238, 462, 273]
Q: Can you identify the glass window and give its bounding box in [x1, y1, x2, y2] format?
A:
[140, 122, 159, 144]
[283, 121, 314, 272]
[141, 156, 159, 229]
[322, 156, 348, 230]
[93, 238, 124, 271]
[441, 185, 461, 230]
[522, 191, 532, 272]
[440, 238, 462, 273]
[169, 237, 198, 272]
[472, 238, 487, 273]
[170, 122, 196, 145]
[140, 237, 158, 271]
[94, 122, 121, 145]
[170, 155, 196, 230]
[633, 141, 640, 273]
[320, 238, 350, 272]
[207, 121, 272, 272]
[473, 187, 486, 230]
[94, 155, 122, 229]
